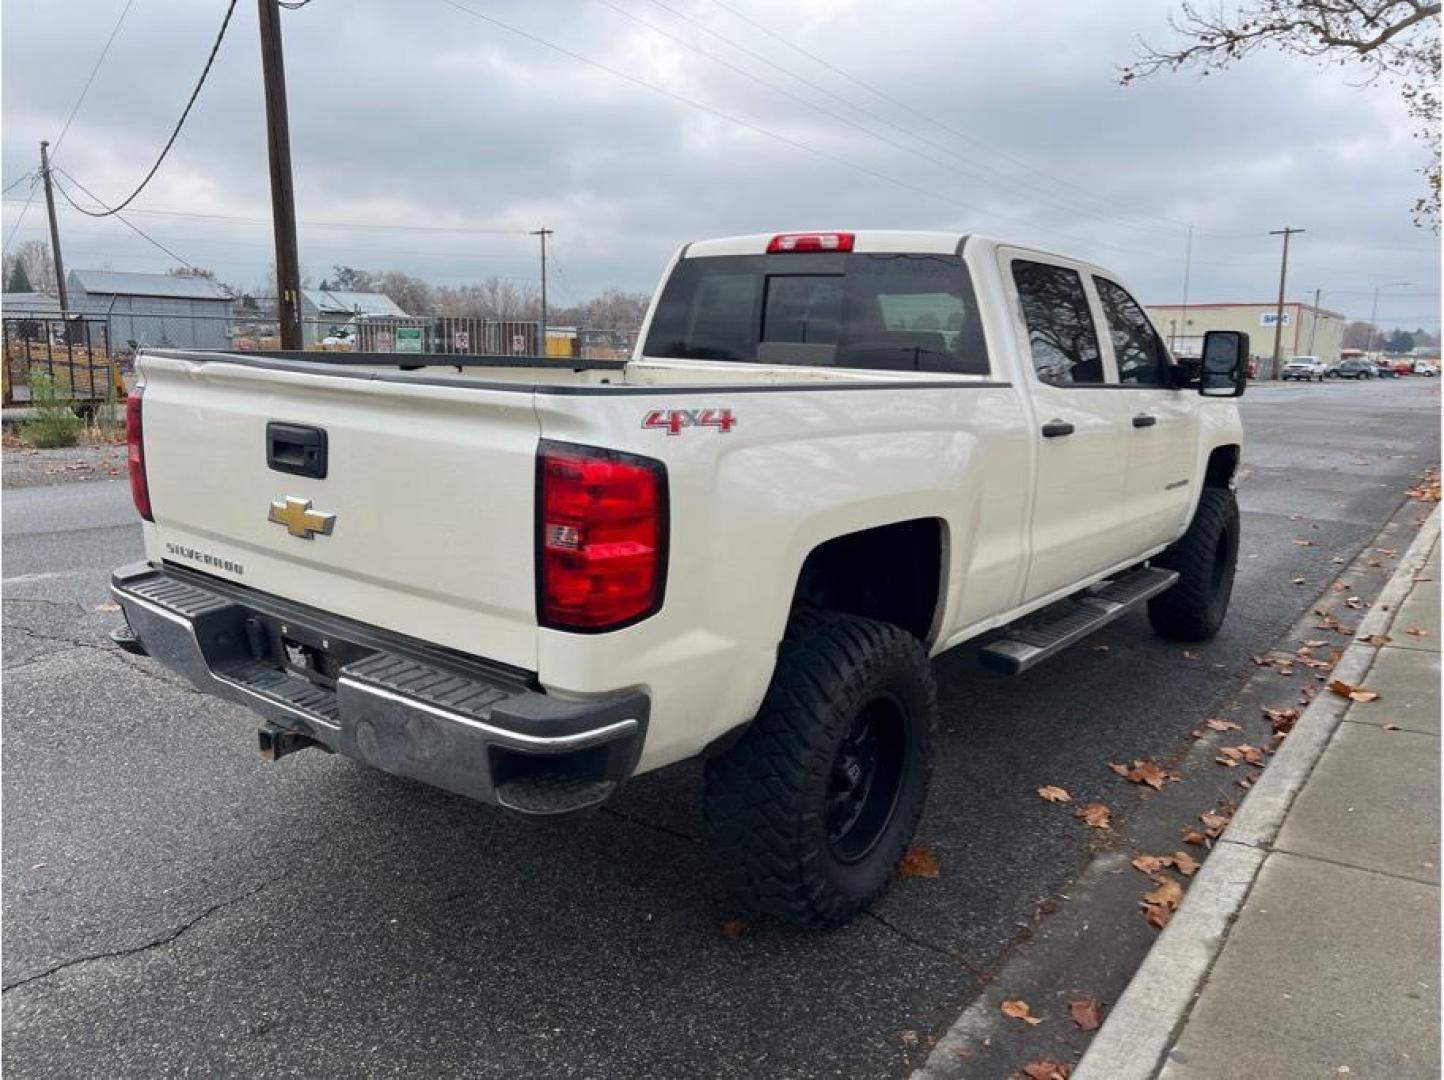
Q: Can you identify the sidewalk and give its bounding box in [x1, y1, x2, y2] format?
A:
[1078, 508, 1441, 1079]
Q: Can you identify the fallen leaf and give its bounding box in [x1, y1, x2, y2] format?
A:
[1406, 626, 1429, 637]
[1142, 901, 1174, 929]
[720, 918, 747, 940]
[1183, 649, 1200, 660]
[1181, 828, 1210, 846]
[1109, 759, 1174, 790]
[1304, 639, 1328, 648]
[1263, 706, 1300, 735]
[1292, 538, 1314, 546]
[94, 601, 121, 613]
[1357, 633, 1391, 647]
[1068, 997, 1102, 1031]
[1344, 596, 1365, 610]
[1291, 576, 1307, 585]
[1022, 1060, 1072, 1080]
[1131, 853, 1173, 874]
[1000, 999, 1043, 1025]
[1075, 803, 1112, 830]
[1171, 850, 1200, 876]
[897, 844, 940, 879]
[1327, 679, 1380, 703]
[1143, 875, 1184, 910]
[1037, 785, 1071, 803]
[1199, 805, 1234, 838]
[1205, 717, 1241, 732]
[899, 1029, 919, 1047]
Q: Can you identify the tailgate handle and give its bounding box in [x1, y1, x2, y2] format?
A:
[267, 422, 328, 479]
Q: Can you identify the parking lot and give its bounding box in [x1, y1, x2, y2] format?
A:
[3, 378, 1439, 1079]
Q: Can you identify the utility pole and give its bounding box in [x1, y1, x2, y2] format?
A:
[1177, 223, 1193, 356]
[531, 227, 553, 355]
[1268, 227, 1304, 378]
[38, 140, 69, 315]
[1308, 287, 1322, 354]
[1366, 282, 1411, 358]
[257, 0, 302, 350]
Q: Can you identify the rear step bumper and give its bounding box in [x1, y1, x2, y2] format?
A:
[109, 561, 647, 816]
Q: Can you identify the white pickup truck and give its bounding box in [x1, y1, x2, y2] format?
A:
[112, 231, 1248, 929]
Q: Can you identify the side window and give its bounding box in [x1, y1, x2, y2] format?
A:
[1010, 260, 1103, 385]
[1094, 276, 1169, 386]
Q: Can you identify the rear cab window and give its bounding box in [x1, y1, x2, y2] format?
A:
[1009, 259, 1104, 386]
[643, 251, 991, 375]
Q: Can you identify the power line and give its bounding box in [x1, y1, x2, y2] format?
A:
[62, 0, 238, 217]
[708, 0, 1255, 241]
[639, 0, 1199, 241]
[2, 172, 35, 195]
[53, 166, 210, 276]
[51, 0, 139, 161]
[601, 0, 1199, 242]
[0, 196, 535, 235]
[2, 176, 42, 255]
[433, 0, 1205, 264]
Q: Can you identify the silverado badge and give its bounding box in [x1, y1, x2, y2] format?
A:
[268, 496, 335, 540]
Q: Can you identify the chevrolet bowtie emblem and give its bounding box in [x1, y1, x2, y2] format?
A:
[268, 496, 336, 540]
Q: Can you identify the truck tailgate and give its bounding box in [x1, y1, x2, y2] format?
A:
[139, 356, 540, 671]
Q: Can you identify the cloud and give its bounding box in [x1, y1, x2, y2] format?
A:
[2, 0, 1437, 327]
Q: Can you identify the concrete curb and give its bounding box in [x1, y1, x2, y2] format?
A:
[1073, 503, 1441, 1080]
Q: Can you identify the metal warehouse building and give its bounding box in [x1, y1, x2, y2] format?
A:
[1146, 300, 1346, 374]
[299, 288, 409, 346]
[67, 269, 234, 350]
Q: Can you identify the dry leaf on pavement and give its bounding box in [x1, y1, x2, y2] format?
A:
[1327, 679, 1380, 703]
[896, 844, 940, 879]
[1037, 785, 1071, 803]
[1131, 853, 1172, 875]
[1357, 633, 1391, 647]
[720, 918, 747, 940]
[1406, 625, 1430, 637]
[1000, 999, 1043, 1025]
[1022, 1060, 1072, 1080]
[1075, 803, 1112, 830]
[1171, 850, 1200, 876]
[1205, 717, 1241, 732]
[1263, 706, 1299, 734]
[1109, 759, 1175, 790]
[1068, 997, 1102, 1031]
[94, 601, 121, 613]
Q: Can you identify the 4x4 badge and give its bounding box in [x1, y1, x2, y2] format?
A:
[268, 496, 336, 540]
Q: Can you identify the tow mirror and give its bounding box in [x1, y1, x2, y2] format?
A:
[1200, 331, 1248, 398]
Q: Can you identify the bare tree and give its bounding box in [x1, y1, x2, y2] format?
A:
[1121, 1, 1441, 229]
[584, 288, 651, 329]
[5, 240, 58, 295]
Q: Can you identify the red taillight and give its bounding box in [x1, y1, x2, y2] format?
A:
[126, 387, 153, 522]
[538, 442, 666, 631]
[767, 231, 855, 253]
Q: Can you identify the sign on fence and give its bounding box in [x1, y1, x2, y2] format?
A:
[396, 326, 423, 353]
[452, 330, 470, 351]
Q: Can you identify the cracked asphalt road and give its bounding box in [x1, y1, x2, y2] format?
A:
[3, 379, 1439, 1078]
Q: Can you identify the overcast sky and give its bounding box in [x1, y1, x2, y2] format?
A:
[3, 0, 1439, 330]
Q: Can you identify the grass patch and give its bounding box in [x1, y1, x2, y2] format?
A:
[18, 372, 84, 448]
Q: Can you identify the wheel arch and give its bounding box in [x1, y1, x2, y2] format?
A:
[790, 517, 948, 646]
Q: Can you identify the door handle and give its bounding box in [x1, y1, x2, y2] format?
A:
[1132, 414, 1157, 428]
[1041, 420, 1075, 438]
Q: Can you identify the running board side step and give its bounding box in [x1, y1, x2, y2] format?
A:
[979, 567, 1179, 675]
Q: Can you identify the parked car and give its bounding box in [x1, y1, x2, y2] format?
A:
[1414, 362, 1438, 377]
[110, 231, 1249, 929]
[1329, 358, 1376, 379]
[1281, 356, 1328, 381]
